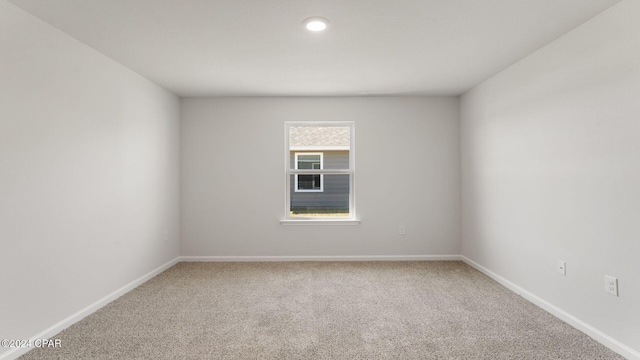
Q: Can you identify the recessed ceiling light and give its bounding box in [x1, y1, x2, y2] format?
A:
[303, 17, 329, 32]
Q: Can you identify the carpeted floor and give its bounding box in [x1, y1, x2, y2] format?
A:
[21, 261, 624, 359]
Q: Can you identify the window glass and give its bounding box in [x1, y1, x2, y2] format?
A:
[285, 123, 354, 220]
[289, 174, 350, 217]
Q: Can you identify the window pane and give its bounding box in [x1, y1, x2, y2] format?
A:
[290, 174, 350, 217]
[297, 174, 321, 190]
[298, 154, 320, 162]
[289, 126, 350, 170]
[323, 150, 349, 170]
[297, 154, 321, 170]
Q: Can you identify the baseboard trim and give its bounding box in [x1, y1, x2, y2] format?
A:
[0, 257, 180, 360]
[180, 255, 462, 262]
[461, 256, 640, 360]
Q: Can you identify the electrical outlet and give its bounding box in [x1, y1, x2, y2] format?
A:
[557, 260, 566, 275]
[163, 230, 169, 242]
[604, 276, 618, 296]
[399, 226, 406, 235]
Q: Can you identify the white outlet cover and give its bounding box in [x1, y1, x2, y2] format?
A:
[604, 275, 618, 296]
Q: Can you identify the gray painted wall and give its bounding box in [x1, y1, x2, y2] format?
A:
[460, 0, 640, 355]
[0, 2, 180, 356]
[180, 96, 461, 257]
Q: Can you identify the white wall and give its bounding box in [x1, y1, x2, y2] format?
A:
[0, 2, 180, 356]
[460, 0, 640, 356]
[181, 97, 460, 257]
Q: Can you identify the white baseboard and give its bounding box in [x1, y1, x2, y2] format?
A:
[461, 256, 640, 360]
[0, 257, 180, 360]
[180, 255, 462, 262]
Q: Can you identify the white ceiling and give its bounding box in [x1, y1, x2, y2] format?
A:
[9, 0, 620, 97]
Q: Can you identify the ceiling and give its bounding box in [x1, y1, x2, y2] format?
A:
[9, 0, 620, 97]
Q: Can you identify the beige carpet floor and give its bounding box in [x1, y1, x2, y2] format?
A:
[21, 261, 624, 359]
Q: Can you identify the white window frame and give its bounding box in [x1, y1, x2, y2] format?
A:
[294, 152, 323, 192]
[282, 121, 358, 225]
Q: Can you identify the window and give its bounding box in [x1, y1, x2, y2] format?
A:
[284, 122, 357, 223]
[295, 153, 323, 192]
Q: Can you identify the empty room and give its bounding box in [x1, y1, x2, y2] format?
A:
[1, 0, 638, 359]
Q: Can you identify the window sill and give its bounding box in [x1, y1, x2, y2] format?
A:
[280, 219, 360, 226]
